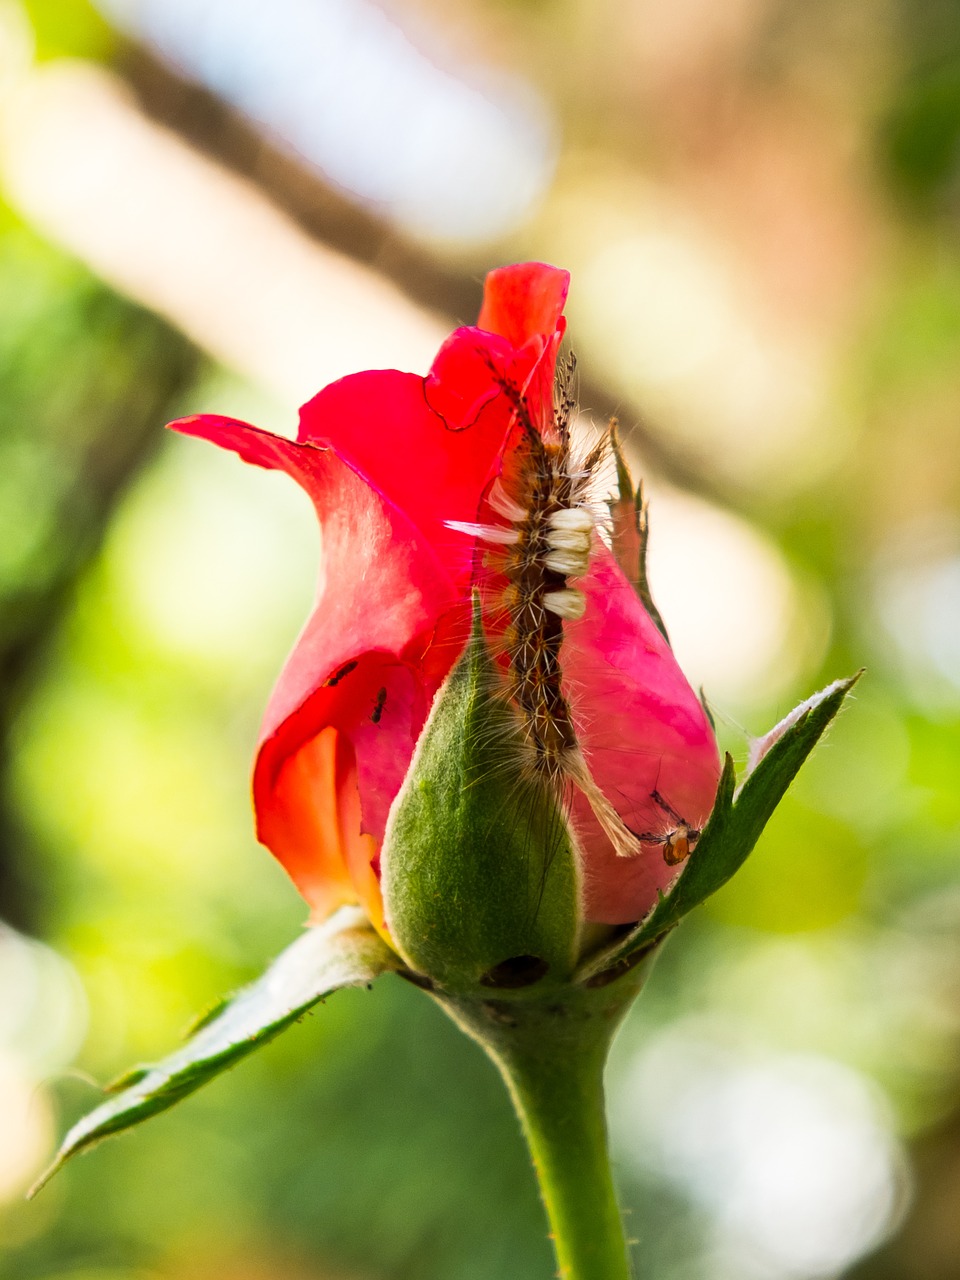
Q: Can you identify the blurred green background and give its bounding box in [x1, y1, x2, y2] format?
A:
[1, 0, 960, 1276]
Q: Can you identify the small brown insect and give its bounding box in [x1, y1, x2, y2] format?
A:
[371, 687, 387, 724]
[632, 789, 701, 867]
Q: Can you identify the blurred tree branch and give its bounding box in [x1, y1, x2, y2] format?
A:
[0, 242, 201, 929]
[117, 42, 727, 507]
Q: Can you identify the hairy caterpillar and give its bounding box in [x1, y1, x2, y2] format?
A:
[447, 353, 647, 860]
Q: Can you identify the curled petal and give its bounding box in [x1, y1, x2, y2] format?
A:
[169, 413, 462, 924]
[266, 726, 378, 925]
[424, 328, 519, 433]
[292, 267, 570, 587]
[478, 262, 569, 430]
[477, 262, 570, 349]
[296, 365, 513, 591]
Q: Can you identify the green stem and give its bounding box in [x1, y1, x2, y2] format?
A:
[437, 992, 634, 1280]
[499, 1029, 632, 1279]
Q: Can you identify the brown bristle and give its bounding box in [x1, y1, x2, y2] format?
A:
[473, 352, 643, 859]
[554, 351, 577, 445]
[502, 437, 577, 780]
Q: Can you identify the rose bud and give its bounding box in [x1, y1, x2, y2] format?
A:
[37, 264, 857, 1214]
[169, 263, 722, 990]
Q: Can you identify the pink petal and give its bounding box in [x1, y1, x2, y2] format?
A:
[562, 546, 721, 924]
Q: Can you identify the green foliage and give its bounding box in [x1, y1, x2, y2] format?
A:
[879, 0, 960, 212]
[32, 908, 399, 1193]
[383, 603, 580, 991]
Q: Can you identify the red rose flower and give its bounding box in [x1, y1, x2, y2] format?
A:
[170, 262, 720, 937]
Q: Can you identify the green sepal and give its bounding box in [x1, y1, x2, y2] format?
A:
[31, 907, 399, 1195]
[608, 425, 669, 644]
[382, 599, 580, 993]
[577, 673, 861, 982]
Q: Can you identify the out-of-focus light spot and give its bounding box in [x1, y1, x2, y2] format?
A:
[613, 1027, 908, 1279]
[0, 926, 87, 1077]
[0, 927, 87, 1203]
[625, 0, 766, 82]
[537, 165, 844, 493]
[644, 486, 830, 709]
[0, 61, 448, 408]
[92, 0, 555, 243]
[873, 515, 960, 710]
[0, 1052, 52, 1200]
[580, 229, 832, 488]
[593, 231, 737, 385]
[787, 691, 911, 831]
[107, 430, 316, 677]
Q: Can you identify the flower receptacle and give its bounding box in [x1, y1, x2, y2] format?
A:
[380, 602, 582, 996]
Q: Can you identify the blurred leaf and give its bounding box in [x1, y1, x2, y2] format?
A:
[704, 796, 868, 932]
[0, 231, 200, 930]
[0, 231, 199, 666]
[578, 675, 861, 982]
[32, 907, 400, 1193]
[882, 62, 960, 211]
[23, 0, 116, 61]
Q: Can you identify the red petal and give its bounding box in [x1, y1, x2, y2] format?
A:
[295, 367, 513, 589]
[292, 268, 570, 589]
[169, 265, 578, 927]
[169, 414, 460, 920]
[477, 263, 570, 435]
[477, 262, 570, 349]
[423, 327, 519, 433]
[264, 726, 374, 923]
